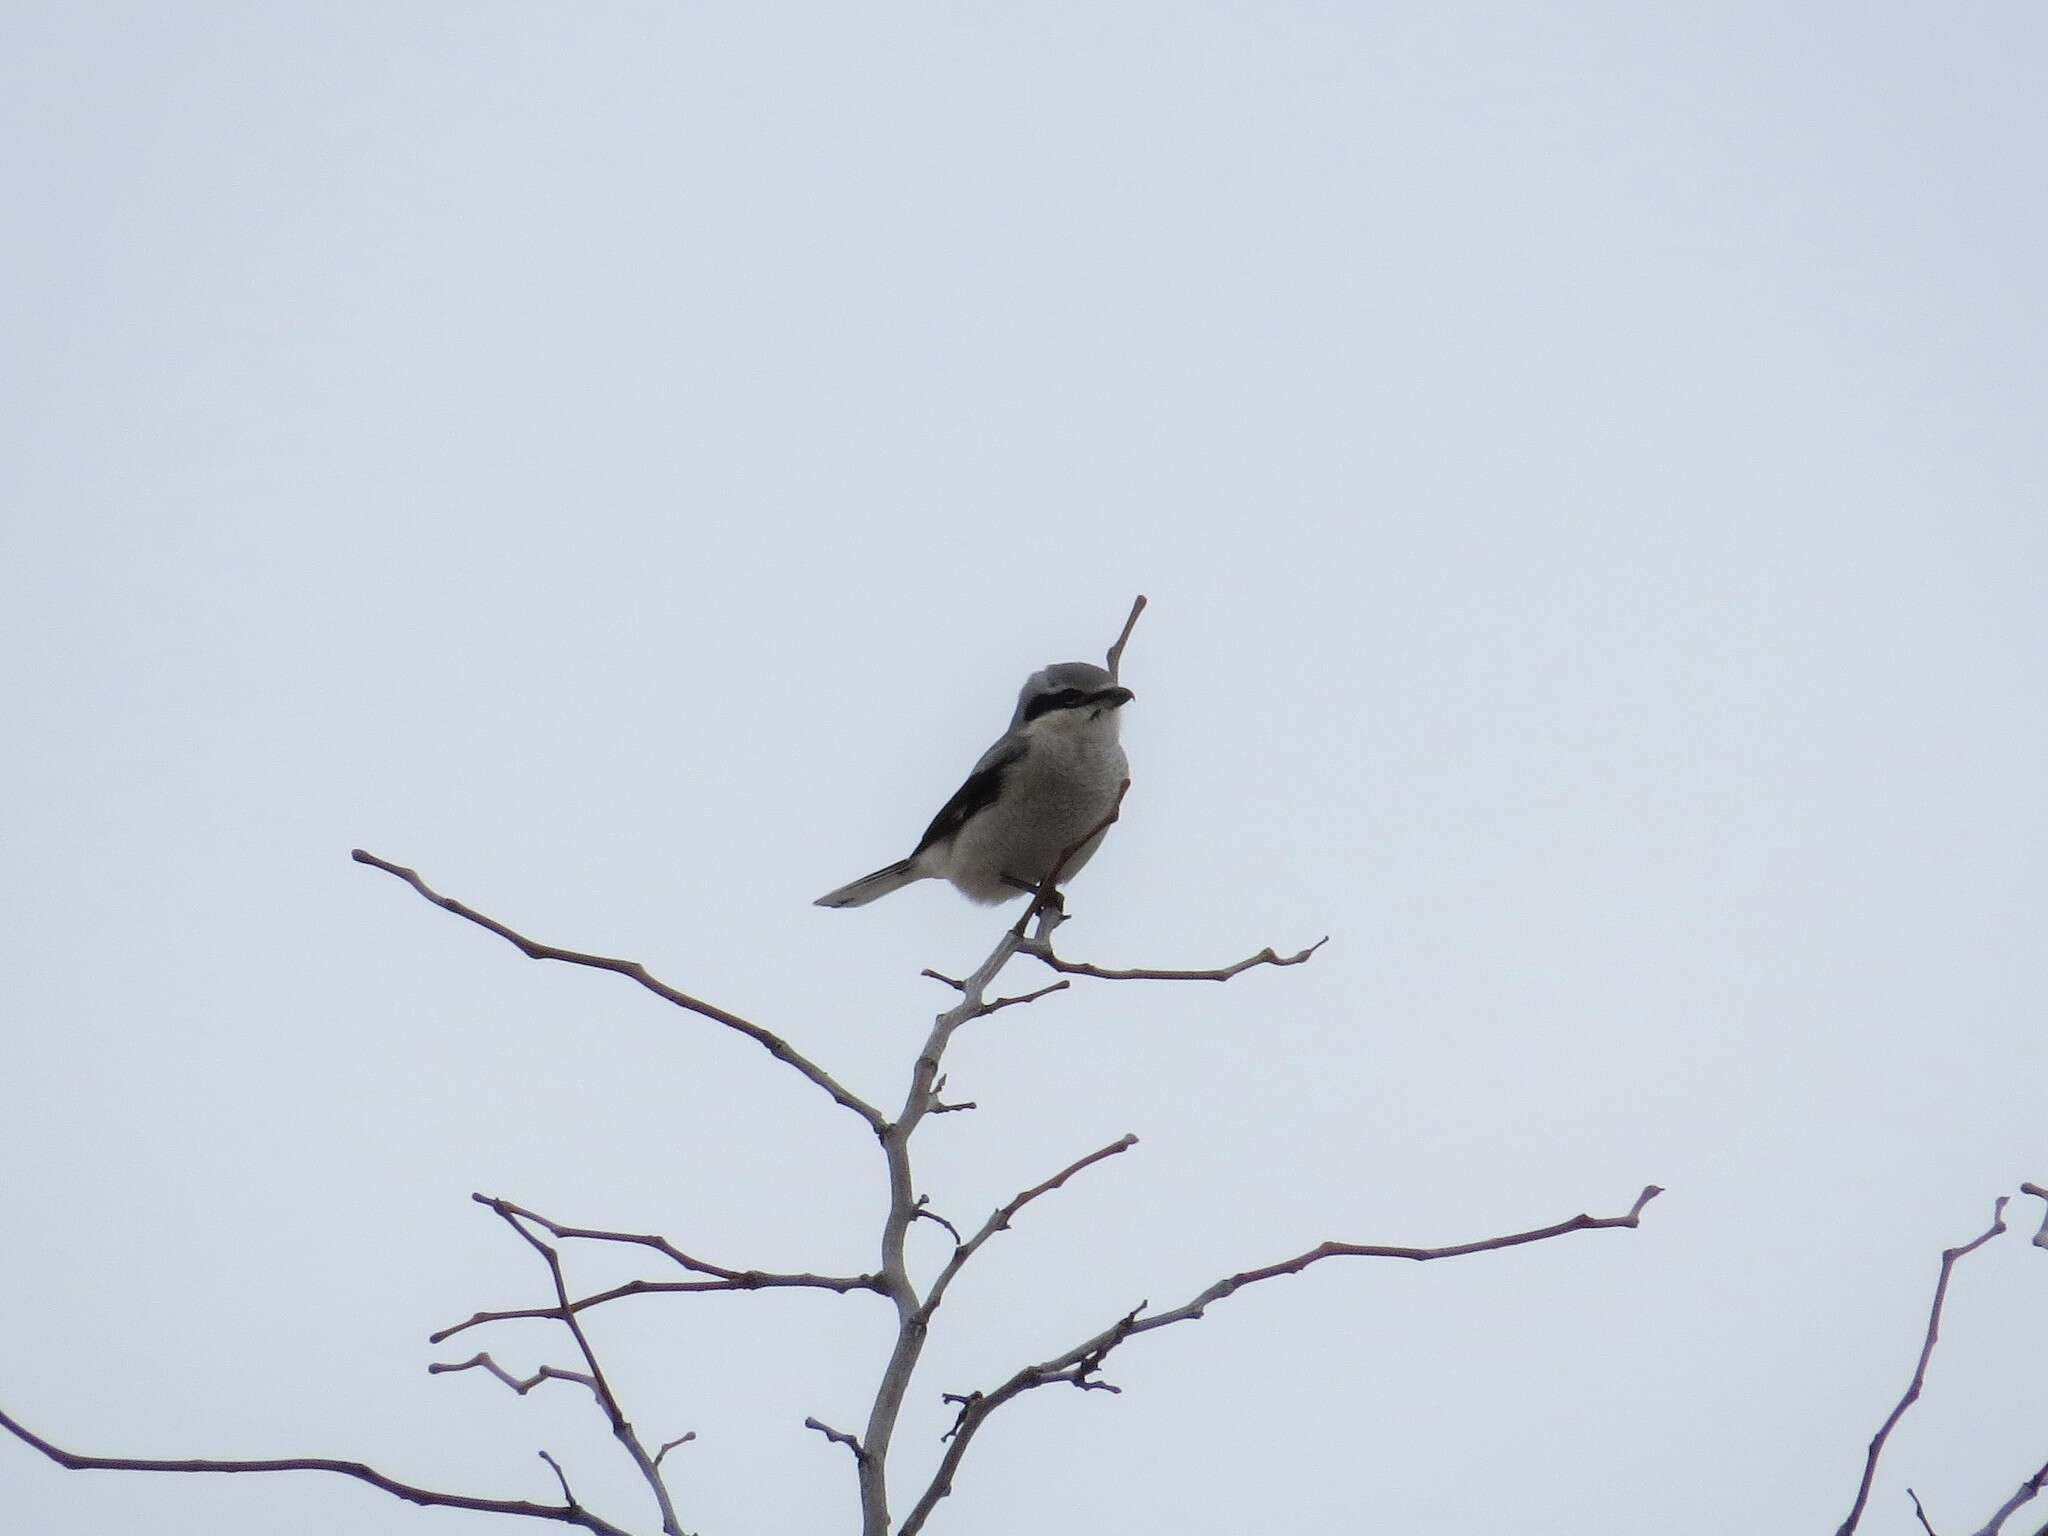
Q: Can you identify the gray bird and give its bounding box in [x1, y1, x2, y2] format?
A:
[815, 661, 1135, 908]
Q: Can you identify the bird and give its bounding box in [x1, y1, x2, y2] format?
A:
[815, 660, 1135, 908]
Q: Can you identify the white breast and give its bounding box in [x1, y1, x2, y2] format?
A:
[937, 708, 1129, 903]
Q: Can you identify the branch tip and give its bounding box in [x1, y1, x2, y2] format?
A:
[1105, 594, 1147, 682]
[803, 1417, 868, 1466]
[2023, 1182, 2048, 1249]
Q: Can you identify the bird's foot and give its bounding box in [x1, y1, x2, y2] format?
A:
[1001, 873, 1065, 913]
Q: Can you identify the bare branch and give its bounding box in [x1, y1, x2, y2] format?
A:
[923, 1074, 977, 1114]
[536, 1451, 576, 1508]
[0, 1403, 634, 1536]
[1120, 1182, 1663, 1337]
[652, 1432, 696, 1469]
[1104, 594, 1147, 682]
[484, 1200, 686, 1536]
[432, 1199, 883, 1343]
[1911, 1488, 1941, 1536]
[479, 1192, 883, 1293]
[434, 1277, 844, 1344]
[1969, 1457, 2048, 1536]
[2021, 1182, 2048, 1250]
[1836, 1196, 2011, 1536]
[920, 1135, 1141, 1322]
[912, 1198, 964, 1245]
[899, 1184, 1662, 1536]
[429, 1352, 599, 1402]
[1022, 933, 1330, 984]
[804, 1417, 868, 1466]
[971, 978, 1071, 1019]
[352, 849, 886, 1133]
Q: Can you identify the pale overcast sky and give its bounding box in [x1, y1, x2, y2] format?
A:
[4, 4, 2045, 1535]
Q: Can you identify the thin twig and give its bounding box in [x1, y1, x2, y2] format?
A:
[919, 1135, 1141, 1323]
[479, 1192, 881, 1293]
[912, 1199, 964, 1245]
[432, 1186, 878, 1342]
[0, 1403, 635, 1536]
[1022, 934, 1329, 983]
[652, 1433, 696, 1469]
[1128, 1182, 1662, 1332]
[925, 1075, 976, 1113]
[429, 1352, 599, 1401]
[1105, 594, 1147, 682]
[898, 1184, 1662, 1536]
[1836, 1196, 2011, 1536]
[352, 849, 886, 1133]
[434, 1277, 865, 1344]
[804, 1417, 868, 1465]
[536, 1451, 576, 1507]
[973, 979, 1071, 1018]
[1912, 1488, 1940, 1536]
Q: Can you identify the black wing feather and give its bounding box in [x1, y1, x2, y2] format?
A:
[912, 738, 1027, 858]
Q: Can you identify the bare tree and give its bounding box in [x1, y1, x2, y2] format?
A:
[1, 597, 1664, 1535]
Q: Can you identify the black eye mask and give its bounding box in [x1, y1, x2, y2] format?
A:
[1020, 688, 1091, 723]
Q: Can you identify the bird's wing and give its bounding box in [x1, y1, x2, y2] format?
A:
[911, 734, 1029, 858]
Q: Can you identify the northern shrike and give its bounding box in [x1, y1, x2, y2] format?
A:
[814, 661, 1135, 908]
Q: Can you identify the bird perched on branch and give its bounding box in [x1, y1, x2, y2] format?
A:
[815, 661, 1135, 908]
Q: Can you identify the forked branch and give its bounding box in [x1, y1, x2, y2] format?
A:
[1835, 1196, 2011, 1536]
[1966, 1455, 2048, 1536]
[898, 1184, 1663, 1536]
[482, 1198, 687, 1536]
[920, 1134, 1140, 1322]
[1956, 1181, 2048, 1536]
[431, 1191, 884, 1343]
[1002, 780, 1324, 986]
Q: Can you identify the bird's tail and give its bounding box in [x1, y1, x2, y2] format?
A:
[814, 858, 924, 909]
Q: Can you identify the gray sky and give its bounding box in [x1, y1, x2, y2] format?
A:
[4, 4, 2045, 1533]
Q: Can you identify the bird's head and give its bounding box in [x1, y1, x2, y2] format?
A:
[1010, 662, 1136, 729]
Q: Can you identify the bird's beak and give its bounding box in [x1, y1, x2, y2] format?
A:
[1093, 686, 1135, 708]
